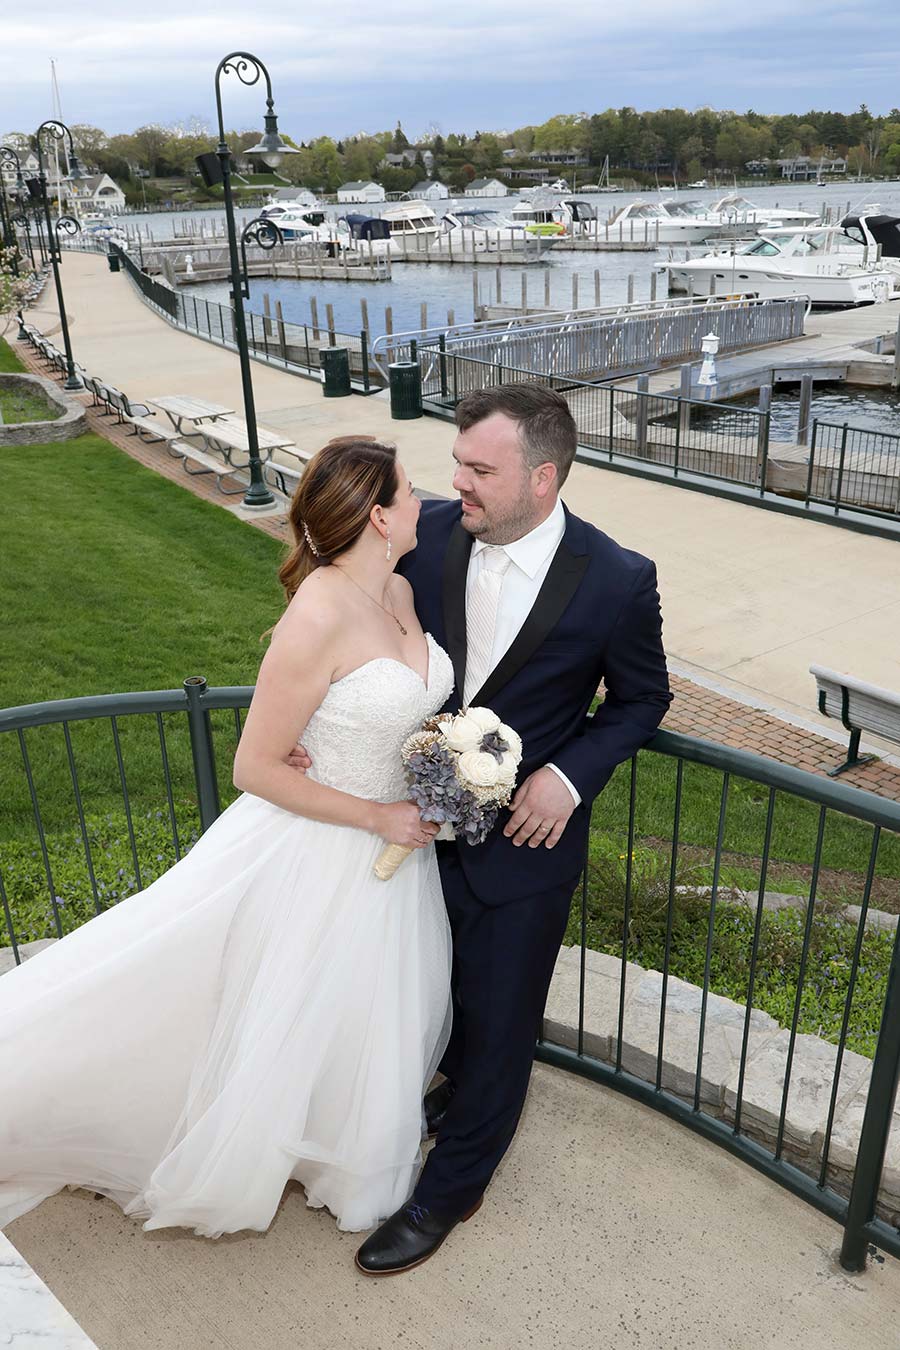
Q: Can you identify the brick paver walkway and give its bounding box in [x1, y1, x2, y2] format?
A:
[19, 342, 900, 807]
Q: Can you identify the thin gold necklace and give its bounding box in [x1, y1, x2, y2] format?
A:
[336, 567, 408, 636]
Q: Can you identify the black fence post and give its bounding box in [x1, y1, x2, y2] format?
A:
[361, 331, 371, 392]
[840, 919, 900, 1271]
[439, 333, 448, 400]
[183, 676, 221, 832]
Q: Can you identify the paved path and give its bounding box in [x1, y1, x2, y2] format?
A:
[27, 252, 900, 740]
[8, 1063, 900, 1350]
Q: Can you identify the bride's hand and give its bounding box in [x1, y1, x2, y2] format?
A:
[286, 743, 312, 773]
[376, 802, 440, 849]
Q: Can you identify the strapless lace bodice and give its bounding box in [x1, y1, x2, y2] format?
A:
[302, 634, 454, 803]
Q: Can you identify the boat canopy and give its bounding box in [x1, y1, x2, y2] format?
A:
[841, 214, 900, 258]
[562, 199, 597, 222]
[342, 214, 391, 241]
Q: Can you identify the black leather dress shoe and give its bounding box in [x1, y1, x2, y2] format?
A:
[355, 1196, 482, 1276]
[424, 1078, 455, 1139]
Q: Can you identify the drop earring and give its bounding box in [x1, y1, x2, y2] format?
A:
[385, 529, 392, 562]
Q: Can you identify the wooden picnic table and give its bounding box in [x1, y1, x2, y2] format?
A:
[191, 416, 298, 466]
[149, 395, 236, 433]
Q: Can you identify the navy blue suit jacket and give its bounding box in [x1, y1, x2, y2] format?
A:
[400, 499, 672, 904]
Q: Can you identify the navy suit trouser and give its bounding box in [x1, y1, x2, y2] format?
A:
[414, 842, 577, 1218]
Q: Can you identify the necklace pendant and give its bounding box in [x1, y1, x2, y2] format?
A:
[397, 621, 408, 636]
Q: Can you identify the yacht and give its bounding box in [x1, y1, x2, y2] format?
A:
[606, 199, 717, 244]
[509, 192, 568, 236]
[260, 203, 340, 247]
[656, 226, 898, 307]
[707, 193, 819, 227]
[440, 207, 560, 253]
[379, 200, 441, 242]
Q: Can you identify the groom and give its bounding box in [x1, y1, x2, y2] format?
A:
[354, 384, 672, 1275]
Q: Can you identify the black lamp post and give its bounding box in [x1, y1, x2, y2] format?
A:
[0, 146, 31, 341]
[34, 119, 85, 390]
[209, 52, 297, 509]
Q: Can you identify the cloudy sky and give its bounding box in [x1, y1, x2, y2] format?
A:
[3, 1, 899, 141]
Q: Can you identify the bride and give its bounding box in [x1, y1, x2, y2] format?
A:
[0, 435, 454, 1238]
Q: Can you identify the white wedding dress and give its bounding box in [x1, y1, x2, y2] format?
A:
[0, 635, 454, 1237]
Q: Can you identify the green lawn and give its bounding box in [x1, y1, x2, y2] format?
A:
[0, 436, 284, 839]
[0, 336, 27, 373]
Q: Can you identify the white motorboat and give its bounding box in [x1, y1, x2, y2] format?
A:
[440, 207, 560, 254]
[657, 226, 898, 307]
[707, 193, 819, 228]
[380, 200, 441, 243]
[260, 203, 340, 246]
[605, 199, 717, 244]
[509, 192, 569, 236]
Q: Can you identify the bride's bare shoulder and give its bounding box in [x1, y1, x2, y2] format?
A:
[270, 570, 344, 654]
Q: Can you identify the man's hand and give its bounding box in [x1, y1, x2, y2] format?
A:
[287, 743, 312, 773]
[503, 767, 576, 849]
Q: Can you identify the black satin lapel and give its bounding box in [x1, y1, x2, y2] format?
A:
[473, 544, 590, 707]
[442, 522, 472, 696]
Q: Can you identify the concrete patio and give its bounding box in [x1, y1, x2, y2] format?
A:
[7, 1062, 900, 1350]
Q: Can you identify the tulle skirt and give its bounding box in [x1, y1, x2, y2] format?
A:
[0, 792, 452, 1236]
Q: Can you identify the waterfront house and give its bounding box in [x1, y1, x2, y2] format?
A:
[410, 180, 449, 200]
[0, 149, 39, 185]
[65, 172, 126, 214]
[465, 177, 508, 197]
[337, 180, 386, 204]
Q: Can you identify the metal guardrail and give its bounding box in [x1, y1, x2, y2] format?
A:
[808, 419, 900, 520]
[2, 681, 900, 1269]
[107, 242, 377, 389]
[418, 350, 900, 526]
[374, 296, 807, 383]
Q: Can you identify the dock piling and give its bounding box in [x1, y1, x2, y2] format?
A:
[678, 365, 692, 443]
[797, 374, 814, 446]
[545, 271, 551, 308]
[627, 274, 635, 305]
[594, 269, 601, 306]
[893, 314, 900, 390]
[571, 274, 579, 309]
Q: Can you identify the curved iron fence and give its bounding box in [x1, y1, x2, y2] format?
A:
[1, 681, 899, 1271]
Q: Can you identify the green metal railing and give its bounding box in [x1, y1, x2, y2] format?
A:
[108, 241, 376, 391]
[2, 682, 899, 1270]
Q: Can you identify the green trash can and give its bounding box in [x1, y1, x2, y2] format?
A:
[107, 252, 120, 273]
[388, 361, 423, 420]
[321, 346, 351, 398]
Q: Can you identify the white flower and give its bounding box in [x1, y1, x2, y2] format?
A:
[497, 723, 523, 760]
[458, 750, 502, 789]
[465, 706, 501, 734]
[440, 713, 483, 753]
[495, 751, 519, 786]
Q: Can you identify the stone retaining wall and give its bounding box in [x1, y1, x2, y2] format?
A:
[544, 943, 900, 1223]
[0, 374, 88, 446]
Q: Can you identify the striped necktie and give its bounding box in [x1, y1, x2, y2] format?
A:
[464, 546, 511, 707]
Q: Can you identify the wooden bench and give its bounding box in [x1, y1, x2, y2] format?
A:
[810, 664, 900, 776]
[169, 440, 246, 495]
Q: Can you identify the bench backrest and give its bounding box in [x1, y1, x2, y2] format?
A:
[810, 664, 900, 743]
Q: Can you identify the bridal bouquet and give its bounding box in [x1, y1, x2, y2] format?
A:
[374, 708, 523, 880]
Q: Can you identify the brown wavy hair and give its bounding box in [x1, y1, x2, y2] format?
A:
[278, 435, 399, 601]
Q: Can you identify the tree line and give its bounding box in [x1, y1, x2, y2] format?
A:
[4, 106, 900, 201]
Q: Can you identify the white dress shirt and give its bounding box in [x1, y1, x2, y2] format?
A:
[465, 498, 582, 807]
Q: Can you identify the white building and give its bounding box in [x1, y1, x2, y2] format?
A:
[66, 173, 126, 214]
[410, 179, 449, 200]
[0, 149, 39, 186]
[465, 177, 508, 198]
[337, 180, 386, 204]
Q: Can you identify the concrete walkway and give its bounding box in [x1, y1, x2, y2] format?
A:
[8, 1064, 900, 1350]
[29, 253, 900, 729]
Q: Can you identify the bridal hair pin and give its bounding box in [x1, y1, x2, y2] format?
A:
[301, 520, 319, 557]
